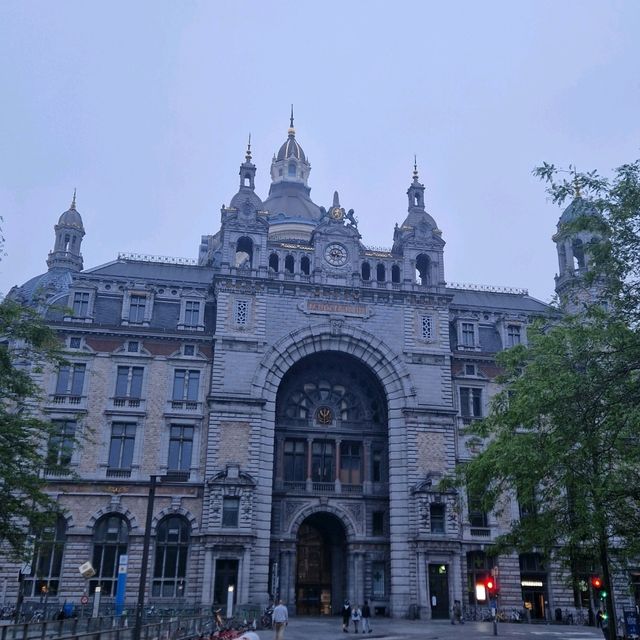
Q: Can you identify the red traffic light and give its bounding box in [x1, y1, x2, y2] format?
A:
[591, 576, 603, 589]
[486, 578, 496, 592]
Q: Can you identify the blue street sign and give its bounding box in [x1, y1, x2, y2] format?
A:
[624, 609, 638, 637]
[114, 555, 128, 617]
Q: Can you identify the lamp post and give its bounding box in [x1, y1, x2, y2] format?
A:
[132, 474, 157, 640]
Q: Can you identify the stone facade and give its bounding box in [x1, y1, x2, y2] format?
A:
[4, 119, 633, 622]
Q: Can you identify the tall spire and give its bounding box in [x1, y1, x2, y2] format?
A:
[245, 133, 252, 163]
[288, 104, 295, 136]
[413, 155, 419, 182]
[71, 188, 77, 210]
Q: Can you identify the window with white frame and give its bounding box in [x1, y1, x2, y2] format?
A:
[506, 324, 522, 347]
[234, 300, 249, 327]
[46, 419, 77, 468]
[183, 300, 201, 327]
[460, 387, 483, 419]
[115, 366, 144, 399]
[54, 363, 86, 399]
[172, 369, 200, 405]
[72, 291, 91, 317]
[461, 322, 476, 348]
[420, 314, 434, 341]
[107, 422, 136, 472]
[168, 424, 194, 472]
[128, 295, 147, 323]
[222, 497, 240, 527]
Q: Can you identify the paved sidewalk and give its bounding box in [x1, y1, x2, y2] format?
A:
[256, 617, 606, 640]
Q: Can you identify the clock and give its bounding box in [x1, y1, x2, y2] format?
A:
[324, 243, 348, 266]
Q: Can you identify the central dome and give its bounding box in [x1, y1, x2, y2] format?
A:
[276, 127, 307, 162]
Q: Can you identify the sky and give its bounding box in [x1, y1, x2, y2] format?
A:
[1, 0, 639, 302]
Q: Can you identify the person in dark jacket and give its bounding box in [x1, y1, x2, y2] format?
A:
[342, 601, 351, 633]
[361, 600, 372, 633]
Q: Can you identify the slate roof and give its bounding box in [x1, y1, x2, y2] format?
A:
[263, 181, 322, 223]
[276, 132, 307, 162]
[83, 259, 215, 284]
[446, 288, 552, 313]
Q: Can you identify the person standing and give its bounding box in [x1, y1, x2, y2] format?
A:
[272, 599, 288, 640]
[342, 600, 351, 633]
[351, 604, 362, 633]
[361, 600, 372, 633]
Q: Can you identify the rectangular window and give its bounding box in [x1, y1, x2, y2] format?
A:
[184, 301, 200, 327]
[72, 292, 90, 317]
[222, 497, 240, 527]
[464, 364, 476, 376]
[129, 295, 147, 323]
[507, 324, 522, 347]
[69, 337, 82, 349]
[461, 322, 475, 347]
[421, 314, 434, 340]
[460, 387, 482, 419]
[430, 503, 445, 533]
[311, 441, 334, 482]
[234, 300, 248, 326]
[47, 419, 77, 467]
[468, 490, 488, 528]
[284, 440, 307, 482]
[183, 344, 195, 356]
[340, 441, 362, 485]
[127, 341, 139, 353]
[372, 447, 385, 482]
[372, 562, 386, 598]
[115, 366, 144, 398]
[372, 511, 384, 536]
[55, 363, 86, 397]
[107, 422, 136, 470]
[172, 369, 200, 401]
[168, 425, 194, 472]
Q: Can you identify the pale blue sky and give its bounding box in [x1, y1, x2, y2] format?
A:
[1, 0, 639, 300]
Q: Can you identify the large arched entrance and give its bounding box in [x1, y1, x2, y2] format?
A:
[270, 351, 390, 615]
[296, 513, 347, 615]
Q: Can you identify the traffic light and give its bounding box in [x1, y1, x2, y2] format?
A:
[485, 577, 498, 597]
[591, 576, 602, 590]
[591, 576, 607, 602]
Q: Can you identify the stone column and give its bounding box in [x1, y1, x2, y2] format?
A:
[354, 552, 365, 607]
[202, 547, 214, 605]
[306, 438, 313, 491]
[416, 551, 428, 617]
[335, 439, 342, 493]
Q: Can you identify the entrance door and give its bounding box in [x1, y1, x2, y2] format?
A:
[213, 559, 238, 606]
[295, 513, 346, 615]
[428, 564, 450, 620]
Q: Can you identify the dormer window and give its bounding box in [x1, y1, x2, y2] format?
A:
[461, 322, 476, 348]
[506, 324, 522, 347]
[129, 295, 146, 323]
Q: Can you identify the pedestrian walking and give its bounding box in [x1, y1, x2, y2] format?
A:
[351, 604, 362, 633]
[342, 600, 351, 633]
[272, 599, 288, 640]
[361, 600, 372, 633]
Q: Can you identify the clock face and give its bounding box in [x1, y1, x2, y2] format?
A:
[324, 243, 348, 266]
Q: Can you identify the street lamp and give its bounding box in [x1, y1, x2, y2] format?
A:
[132, 472, 189, 640]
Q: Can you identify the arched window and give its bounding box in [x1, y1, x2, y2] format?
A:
[391, 264, 401, 283]
[361, 262, 371, 281]
[152, 515, 190, 598]
[376, 264, 386, 282]
[22, 515, 67, 597]
[300, 256, 310, 275]
[269, 253, 279, 272]
[466, 551, 494, 605]
[235, 237, 253, 269]
[572, 239, 585, 270]
[90, 514, 129, 595]
[415, 254, 431, 285]
[285, 255, 295, 274]
[288, 162, 296, 177]
[243, 173, 251, 187]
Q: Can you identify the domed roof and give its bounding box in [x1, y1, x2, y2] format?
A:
[58, 192, 84, 230]
[558, 196, 600, 226]
[263, 181, 322, 222]
[276, 128, 307, 162]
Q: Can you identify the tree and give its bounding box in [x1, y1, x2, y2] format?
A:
[446, 160, 640, 640]
[0, 299, 68, 558]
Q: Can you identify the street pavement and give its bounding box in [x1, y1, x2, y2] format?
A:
[254, 617, 606, 640]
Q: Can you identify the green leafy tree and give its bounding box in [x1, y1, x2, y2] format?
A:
[0, 299, 67, 558]
[448, 160, 640, 640]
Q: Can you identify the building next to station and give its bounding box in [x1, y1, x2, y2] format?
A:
[4, 114, 622, 620]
